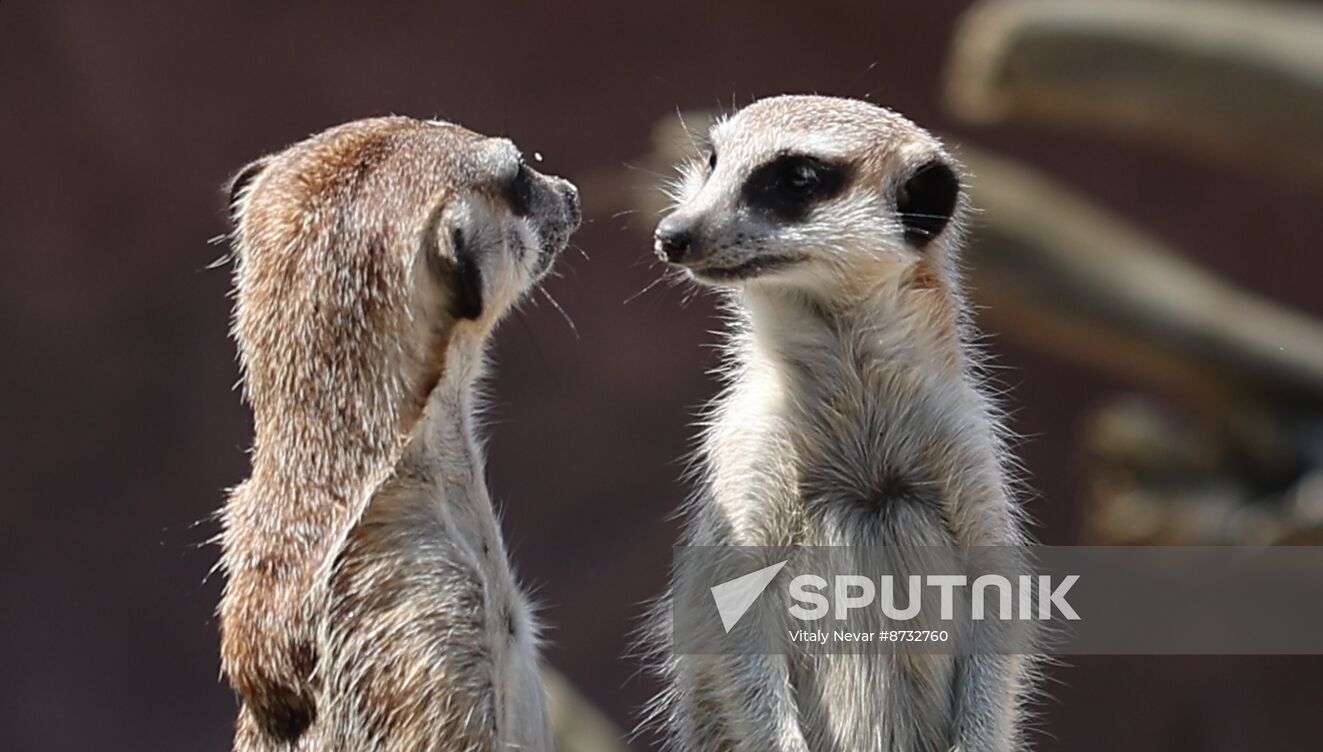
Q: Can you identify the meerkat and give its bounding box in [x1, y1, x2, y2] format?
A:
[647, 95, 1033, 752]
[219, 116, 580, 751]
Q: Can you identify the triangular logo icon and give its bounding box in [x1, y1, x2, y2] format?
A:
[710, 560, 788, 633]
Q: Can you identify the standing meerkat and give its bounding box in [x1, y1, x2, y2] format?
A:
[220, 116, 580, 751]
[648, 95, 1032, 752]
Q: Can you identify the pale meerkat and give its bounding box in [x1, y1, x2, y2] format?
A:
[646, 95, 1033, 752]
[219, 116, 580, 751]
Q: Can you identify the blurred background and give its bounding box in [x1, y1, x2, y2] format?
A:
[4, 0, 1323, 749]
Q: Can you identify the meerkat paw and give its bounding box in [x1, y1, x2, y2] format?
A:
[219, 571, 319, 742]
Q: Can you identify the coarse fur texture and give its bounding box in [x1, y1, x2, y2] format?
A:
[219, 116, 580, 751]
[646, 95, 1035, 752]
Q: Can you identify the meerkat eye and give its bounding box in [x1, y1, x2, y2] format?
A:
[786, 161, 820, 190]
[505, 162, 534, 217]
[742, 154, 849, 222]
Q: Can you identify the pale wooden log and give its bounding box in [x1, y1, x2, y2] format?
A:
[945, 0, 1323, 182]
[544, 668, 631, 752]
[960, 145, 1323, 410]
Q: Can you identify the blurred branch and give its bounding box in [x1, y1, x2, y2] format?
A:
[960, 148, 1323, 542]
[1080, 393, 1323, 544]
[544, 667, 631, 752]
[945, 0, 1323, 184]
[959, 145, 1323, 412]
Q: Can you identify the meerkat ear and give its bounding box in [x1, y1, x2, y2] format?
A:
[225, 157, 271, 226]
[423, 197, 486, 320]
[895, 159, 960, 247]
[445, 225, 484, 320]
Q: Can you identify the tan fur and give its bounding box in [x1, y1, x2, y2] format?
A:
[649, 96, 1034, 752]
[219, 116, 579, 751]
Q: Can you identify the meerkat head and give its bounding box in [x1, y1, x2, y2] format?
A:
[655, 95, 964, 295]
[227, 117, 580, 452]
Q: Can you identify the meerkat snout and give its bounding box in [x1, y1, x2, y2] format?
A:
[503, 157, 581, 274]
[654, 213, 694, 263]
[657, 95, 965, 290]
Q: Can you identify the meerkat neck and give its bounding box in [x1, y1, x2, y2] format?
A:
[711, 277, 1013, 545]
[248, 382, 404, 511]
[404, 324, 493, 496]
[741, 276, 966, 388]
[247, 321, 494, 510]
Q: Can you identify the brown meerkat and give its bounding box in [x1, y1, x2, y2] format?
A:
[647, 95, 1033, 751]
[219, 116, 580, 751]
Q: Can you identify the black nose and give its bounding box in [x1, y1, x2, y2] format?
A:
[561, 183, 582, 226]
[655, 215, 694, 263]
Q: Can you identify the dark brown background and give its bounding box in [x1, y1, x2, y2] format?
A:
[4, 1, 1322, 749]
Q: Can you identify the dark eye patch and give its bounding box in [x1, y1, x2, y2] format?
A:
[895, 159, 960, 247]
[741, 153, 850, 222]
[504, 162, 534, 217]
